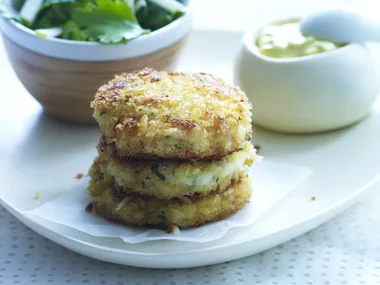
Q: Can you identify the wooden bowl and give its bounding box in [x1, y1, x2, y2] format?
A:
[0, 12, 192, 124]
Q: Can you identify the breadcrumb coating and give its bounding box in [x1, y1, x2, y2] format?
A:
[95, 139, 258, 199]
[87, 160, 252, 229]
[91, 68, 252, 160]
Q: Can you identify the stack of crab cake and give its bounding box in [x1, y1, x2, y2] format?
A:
[87, 68, 259, 230]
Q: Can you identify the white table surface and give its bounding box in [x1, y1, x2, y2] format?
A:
[1, 0, 380, 284]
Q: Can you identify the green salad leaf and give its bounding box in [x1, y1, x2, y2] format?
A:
[137, 0, 185, 31]
[148, 0, 185, 15]
[72, 0, 148, 43]
[137, 2, 173, 31]
[33, 2, 73, 29]
[62, 20, 86, 40]
[134, 0, 147, 13]
[41, 0, 76, 8]
[2, 0, 186, 43]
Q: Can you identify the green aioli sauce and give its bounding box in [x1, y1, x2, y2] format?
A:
[256, 19, 345, 58]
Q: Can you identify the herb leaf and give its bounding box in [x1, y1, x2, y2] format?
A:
[137, 0, 184, 31]
[157, 210, 166, 224]
[33, 2, 73, 29]
[174, 143, 182, 151]
[39, 0, 77, 11]
[6, 0, 185, 43]
[148, 0, 185, 15]
[72, 0, 148, 44]
[62, 20, 86, 41]
[151, 164, 166, 181]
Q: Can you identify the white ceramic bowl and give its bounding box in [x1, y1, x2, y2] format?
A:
[0, 8, 193, 61]
[233, 19, 379, 133]
[0, 6, 192, 123]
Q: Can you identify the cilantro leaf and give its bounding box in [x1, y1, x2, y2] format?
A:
[137, 2, 173, 31]
[148, 0, 185, 15]
[134, 0, 147, 13]
[62, 20, 86, 41]
[33, 2, 73, 29]
[3, 0, 185, 43]
[151, 164, 166, 181]
[137, 0, 184, 31]
[40, 0, 77, 10]
[72, 0, 148, 44]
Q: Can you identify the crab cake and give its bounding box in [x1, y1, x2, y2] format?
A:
[91, 68, 252, 160]
[88, 160, 252, 229]
[96, 138, 258, 200]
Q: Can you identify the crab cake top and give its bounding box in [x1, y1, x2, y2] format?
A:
[91, 68, 252, 160]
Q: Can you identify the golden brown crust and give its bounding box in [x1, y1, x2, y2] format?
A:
[91, 196, 248, 229]
[94, 139, 257, 200]
[91, 68, 252, 160]
[87, 159, 252, 229]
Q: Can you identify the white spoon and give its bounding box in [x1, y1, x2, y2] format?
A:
[300, 5, 380, 43]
